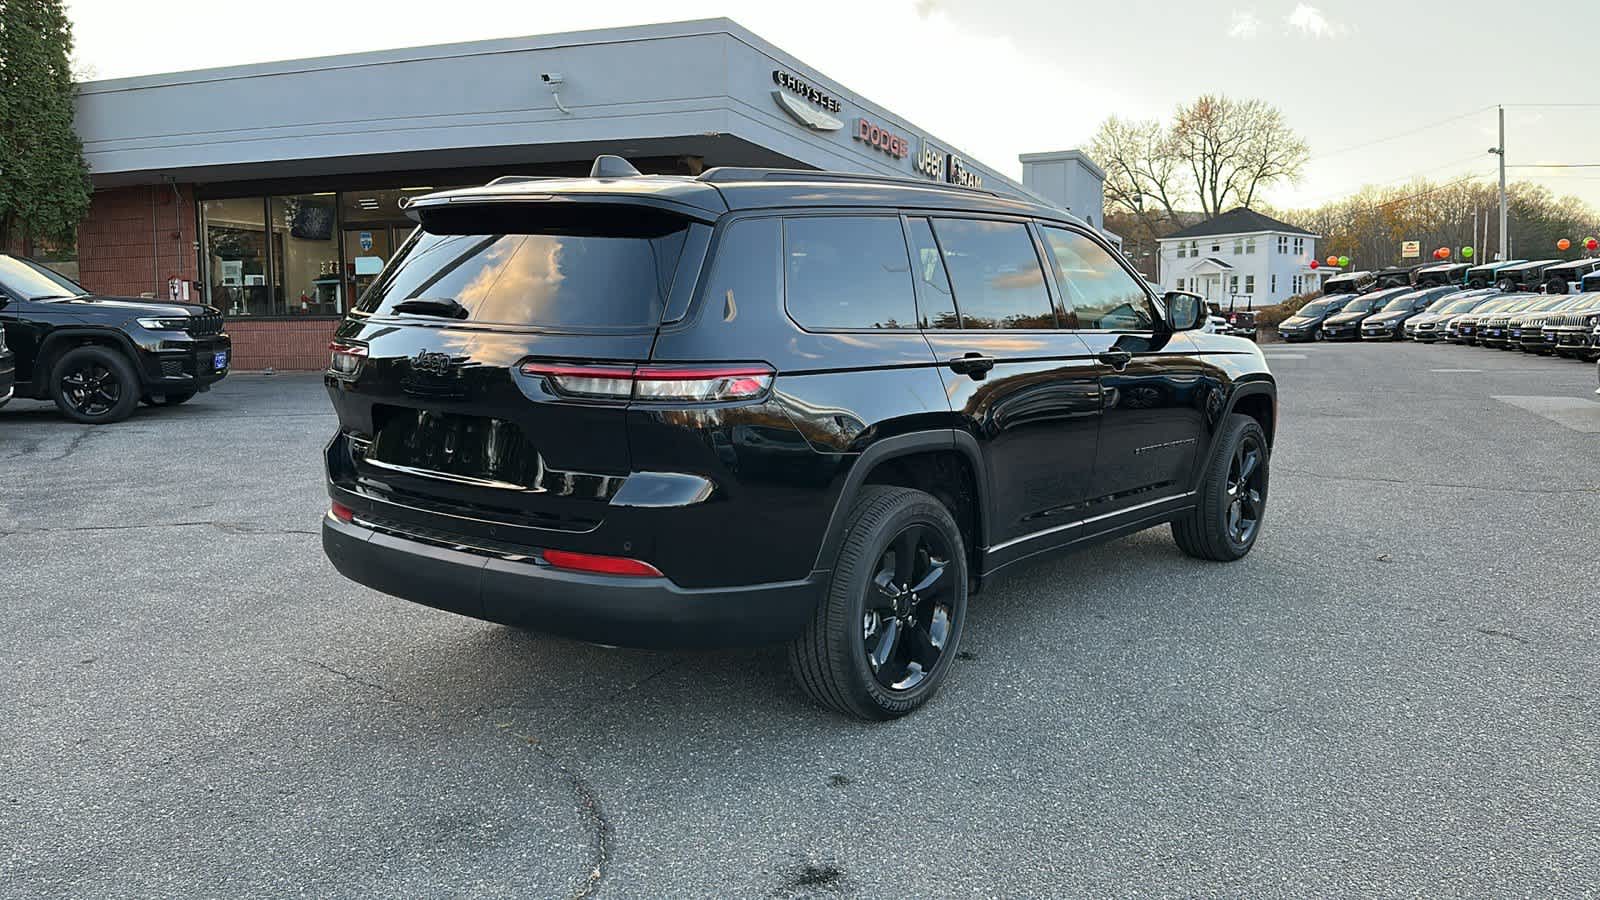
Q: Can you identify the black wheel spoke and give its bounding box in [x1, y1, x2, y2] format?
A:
[891, 526, 921, 586]
[1238, 448, 1260, 483]
[909, 558, 946, 598]
[867, 616, 901, 675]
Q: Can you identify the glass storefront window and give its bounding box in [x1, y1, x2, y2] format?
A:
[203, 198, 270, 316]
[270, 194, 343, 315]
[199, 185, 456, 316]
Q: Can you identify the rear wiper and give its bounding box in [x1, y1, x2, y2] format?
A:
[391, 297, 469, 319]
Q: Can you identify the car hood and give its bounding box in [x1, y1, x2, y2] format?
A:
[52, 295, 217, 317]
[1323, 311, 1368, 324]
[1365, 311, 1406, 323]
[1280, 316, 1313, 327]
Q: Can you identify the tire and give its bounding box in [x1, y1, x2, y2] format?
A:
[1171, 414, 1269, 562]
[1313, 328, 1325, 342]
[50, 346, 140, 424]
[789, 485, 968, 721]
[156, 391, 196, 405]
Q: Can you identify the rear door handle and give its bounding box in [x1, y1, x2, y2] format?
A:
[947, 353, 996, 378]
[1097, 350, 1133, 371]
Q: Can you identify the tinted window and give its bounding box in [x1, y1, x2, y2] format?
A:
[357, 206, 688, 328]
[905, 218, 959, 329]
[0, 254, 84, 300]
[784, 217, 916, 329]
[929, 218, 1055, 329]
[1040, 227, 1155, 330]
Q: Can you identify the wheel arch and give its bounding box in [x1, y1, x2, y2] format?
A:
[37, 329, 146, 389]
[811, 430, 990, 583]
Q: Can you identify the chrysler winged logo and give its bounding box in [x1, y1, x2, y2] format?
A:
[411, 349, 453, 377]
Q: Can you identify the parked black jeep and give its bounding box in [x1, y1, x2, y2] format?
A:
[1539, 258, 1600, 294]
[0, 255, 231, 423]
[320, 158, 1277, 720]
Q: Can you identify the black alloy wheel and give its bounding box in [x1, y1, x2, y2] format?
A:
[861, 523, 955, 693]
[1172, 414, 1270, 562]
[1224, 433, 1266, 546]
[50, 346, 139, 424]
[62, 363, 119, 415]
[790, 486, 968, 720]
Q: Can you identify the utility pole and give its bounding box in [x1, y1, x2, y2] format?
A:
[1489, 105, 1508, 261]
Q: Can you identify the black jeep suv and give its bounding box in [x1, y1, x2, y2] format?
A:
[320, 159, 1277, 720]
[0, 255, 231, 423]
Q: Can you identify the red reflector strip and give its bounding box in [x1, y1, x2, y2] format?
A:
[330, 502, 354, 523]
[633, 365, 775, 380]
[519, 362, 635, 378]
[542, 549, 663, 578]
[328, 341, 368, 357]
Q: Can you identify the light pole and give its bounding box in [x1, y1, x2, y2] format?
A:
[1488, 106, 1507, 261]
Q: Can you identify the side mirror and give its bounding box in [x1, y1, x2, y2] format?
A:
[1164, 291, 1204, 331]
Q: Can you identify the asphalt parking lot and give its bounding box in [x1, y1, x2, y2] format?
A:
[3, 342, 1598, 897]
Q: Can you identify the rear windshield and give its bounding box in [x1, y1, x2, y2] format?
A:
[356, 205, 690, 328]
[1324, 279, 1362, 295]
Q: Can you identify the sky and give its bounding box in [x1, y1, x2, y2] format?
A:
[63, 0, 1600, 212]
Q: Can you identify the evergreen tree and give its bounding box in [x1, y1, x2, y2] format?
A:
[0, 0, 92, 250]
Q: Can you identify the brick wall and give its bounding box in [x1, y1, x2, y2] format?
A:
[77, 184, 199, 298]
[226, 318, 338, 371]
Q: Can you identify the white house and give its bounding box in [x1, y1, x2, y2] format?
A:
[1157, 208, 1324, 307]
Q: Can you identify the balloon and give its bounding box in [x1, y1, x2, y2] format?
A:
[1327, 256, 1339, 266]
[1558, 238, 1572, 251]
[1310, 259, 1320, 269]
[1339, 256, 1351, 267]
[1462, 246, 1474, 259]
[1587, 237, 1599, 251]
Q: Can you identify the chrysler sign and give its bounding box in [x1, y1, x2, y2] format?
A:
[772, 69, 843, 131]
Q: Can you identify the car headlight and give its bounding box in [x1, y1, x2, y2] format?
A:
[1587, 314, 1600, 326]
[137, 317, 190, 330]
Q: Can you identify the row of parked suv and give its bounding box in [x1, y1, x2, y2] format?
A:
[1275, 260, 1600, 362]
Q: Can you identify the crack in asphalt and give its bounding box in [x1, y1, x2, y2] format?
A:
[51, 428, 99, 462]
[496, 657, 688, 898]
[293, 657, 413, 707]
[1277, 467, 1600, 495]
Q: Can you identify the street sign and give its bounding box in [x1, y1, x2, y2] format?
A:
[1401, 240, 1421, 259]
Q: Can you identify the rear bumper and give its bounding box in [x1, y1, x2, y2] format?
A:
[322, 514, 824, 648]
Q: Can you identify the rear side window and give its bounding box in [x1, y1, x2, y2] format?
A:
[1040, 226, 1155, 330]
[905, 218, 959, 329]
[783, 217, 916, 329]
[930, 218, 1056, 329]
[357, 205, 689, 329]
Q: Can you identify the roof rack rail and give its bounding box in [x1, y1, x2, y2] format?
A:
[485, 174, 562, 186]
[696, 166, 1005, 199]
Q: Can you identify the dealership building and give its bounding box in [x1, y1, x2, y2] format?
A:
[48, 18, 1107, 370]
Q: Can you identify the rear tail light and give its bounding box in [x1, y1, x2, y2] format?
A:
[329, 501, 355, 523]
[328, 341, 368, 377]
[542, 549, 663, 577]
[520, 361, 774, 403]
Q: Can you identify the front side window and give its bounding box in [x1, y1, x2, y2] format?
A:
[1040, 226, 1156, 331]
[784, 217, 915, 330]
[929, 218, 1055, 329]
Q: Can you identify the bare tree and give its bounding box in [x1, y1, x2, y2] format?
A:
[1171, 95, 1308, 218]
[1088, 116, 1187, 235]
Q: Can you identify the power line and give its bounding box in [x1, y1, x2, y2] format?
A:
[1506, 163, 1600, 169]
[1305, 106, 1494, 164]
